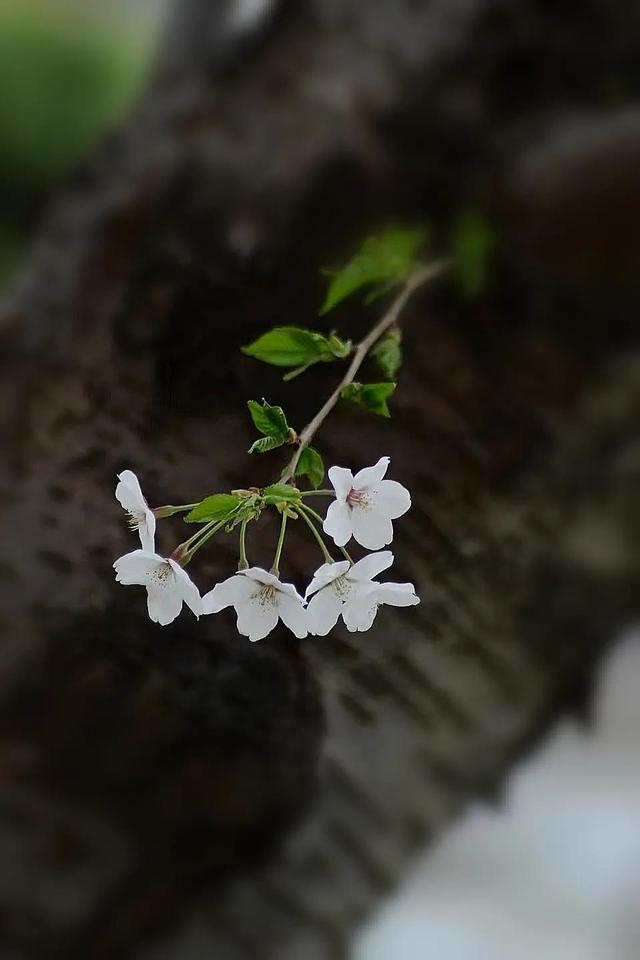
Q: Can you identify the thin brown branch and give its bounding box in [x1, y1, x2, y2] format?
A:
[280, 259, 450, 484]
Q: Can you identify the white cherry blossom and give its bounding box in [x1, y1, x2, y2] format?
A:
[323, 456, 411, 550]
[306, 550, 395, 636]
[342, 580, 419, 633]
[202, 567, 308, 642]
[115, 470, 156, 552]
[114, 549, 202, 626]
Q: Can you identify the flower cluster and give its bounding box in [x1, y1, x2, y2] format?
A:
[113, 457, 419, 641]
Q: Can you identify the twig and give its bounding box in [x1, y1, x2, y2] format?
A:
[280, 259, 449, 484]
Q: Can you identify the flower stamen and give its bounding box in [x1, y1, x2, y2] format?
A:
[150, 562, 172, 587]
[333, 575, 353, 600]
[346, 487, 368, 507]
[127, 511, 144, 531]
[257, 584, 277, 606]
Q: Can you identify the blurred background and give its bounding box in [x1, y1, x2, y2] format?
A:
[0, 0, 163, 281]
[356, 630, 640, 960]
[1, 2, 639, 959]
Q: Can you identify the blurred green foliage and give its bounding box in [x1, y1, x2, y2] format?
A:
[450, 212, 495, 300]
[320, 226, 427, 315]
[0, 0, 152, 281]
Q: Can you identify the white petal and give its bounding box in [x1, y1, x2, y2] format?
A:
[139, 509, 156, 552]
[114, 550, 162, 585]
[242, 567, 282, 588]
[146, 582, 183, 625]
[327, 465, 354, 502]
[115, 470, 147, 513]
[242, 568, 305, 603]
[342, 586, 379, 632]
[201, 574, 255, 614]
[277, 594, 308, 639]
[370, 479, 411, 520]
[275, 579, 306, 603]
[351, 506, 393, 550]
[323, 500, 353, 547]
[307, 586, 343, 636]
[348, 550, 394, 583]
[305, 561, 350, 598]
[236, 593, 279, 642]
[376, 582, 420, 608]
[352, 456, 389, 491]
[168, 560, 202, 617]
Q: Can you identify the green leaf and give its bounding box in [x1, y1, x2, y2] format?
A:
[450, 213, 495, 299]
[327, 333, 352, 359]
[372, 329, 403, 380]
[262, 483, 302, 505]
[225, 496, 262, 530]
[363, 280, 397, 307]
[242, 327, 337, 369]
[341, 381, 397, 418]
[295, 446, 325, 489]
[249, 435, 286, 455]
[247, 399, 290, 439]
[185, 493, 242, 524]
[320, 226, 426, 315]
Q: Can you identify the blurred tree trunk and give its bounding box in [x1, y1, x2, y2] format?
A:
[1, 1, 640, 958]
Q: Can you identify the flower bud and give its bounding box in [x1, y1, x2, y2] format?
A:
[153, 505, 183, 518]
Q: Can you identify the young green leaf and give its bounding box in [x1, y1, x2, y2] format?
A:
[225, 496, 262, 530]
[450, 212, 494, 299]
[372, 328, 403, 380]
[320, 225, 426, 315]
[341, 381, 397, 418]
[247, 399, 290, 440]
[327, 333, 352, 359]
[295, 446, 325, 489]
[185, 493, 242, 524]
[262, 483, 302, 505]
[249, 436, 286, 455]
[242, 327, 337, 369]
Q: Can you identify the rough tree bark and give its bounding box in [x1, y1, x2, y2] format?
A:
[1, 1, 640, 958]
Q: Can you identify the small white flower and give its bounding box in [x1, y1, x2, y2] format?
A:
[323, 456, 411, 550]
[305, 550, 395, 636]
[114, 549, 202, 626]
[115, 470, 156, 552]
[342, 580, 420, 633]
[201, 567, 308, 642]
